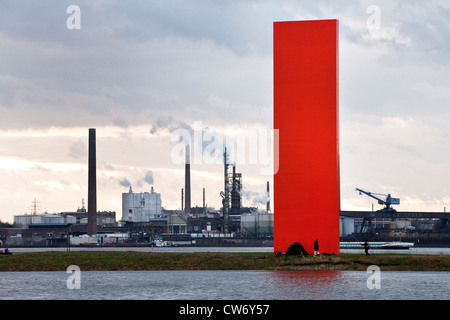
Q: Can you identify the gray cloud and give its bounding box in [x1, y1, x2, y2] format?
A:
[67, 140, 86, 159]
[1, 1, 450, 220]
[0, 0, 280, 130]
[113, 118, 128, 128]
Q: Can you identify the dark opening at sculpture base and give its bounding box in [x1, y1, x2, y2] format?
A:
[285, 242, 308, 256]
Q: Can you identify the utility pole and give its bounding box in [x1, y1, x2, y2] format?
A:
[203, 187, 206, 214]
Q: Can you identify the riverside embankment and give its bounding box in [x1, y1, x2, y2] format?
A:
[1, 251, 449, 272]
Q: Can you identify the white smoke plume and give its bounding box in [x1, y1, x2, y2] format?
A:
[118, 177, 132, 188]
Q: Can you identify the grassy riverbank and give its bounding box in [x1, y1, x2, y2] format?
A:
[1, 251, 450, 272]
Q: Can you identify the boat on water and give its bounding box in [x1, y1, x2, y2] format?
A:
[340, 241, 414, 249]
[154, 239, 176, 247]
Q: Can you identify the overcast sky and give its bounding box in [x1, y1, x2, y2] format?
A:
[0, 0, 449, 222]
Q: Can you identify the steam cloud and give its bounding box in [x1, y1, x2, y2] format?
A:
[149, 116, 193, 135]
[118, 171, 154, 190]
[118, 177, 131, 188]
[144, 171, 154, 185]
[241, 189, 270, 205]
[252, 195, 270, 205]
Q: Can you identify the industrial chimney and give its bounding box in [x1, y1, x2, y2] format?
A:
[203, 187, 206, 209]
[87, 128, 97, 236]
[184, 144, 191, 214]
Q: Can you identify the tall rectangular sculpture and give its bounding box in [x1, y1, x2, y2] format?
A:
[274, 20, 340, 255]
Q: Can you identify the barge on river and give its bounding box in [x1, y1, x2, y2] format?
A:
[340, 242, 414, 249]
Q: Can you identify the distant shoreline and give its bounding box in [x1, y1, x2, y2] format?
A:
[1, 251, 449, 272]
[4, 245, 450, 256]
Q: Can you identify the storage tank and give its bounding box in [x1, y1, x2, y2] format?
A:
[257, 213, 273, 235]
[30, 213, 64, 224]
[340, 217, 355, 236]
[40, 214, 64, 224]
[14, 215, 32, 228]
[395, 220, 411, 229]
[65, 215, 77, 224]
[240, 212, 273, 237]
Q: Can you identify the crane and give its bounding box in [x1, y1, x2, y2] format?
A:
[355, 188, 400, 212]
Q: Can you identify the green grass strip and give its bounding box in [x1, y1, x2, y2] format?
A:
[1, 252, 449, 272]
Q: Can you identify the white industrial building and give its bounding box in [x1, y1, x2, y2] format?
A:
[122, 186, 164, 222]
[14, 213, 71, 228]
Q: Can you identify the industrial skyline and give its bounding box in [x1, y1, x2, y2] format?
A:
[1, 1, 450, 222]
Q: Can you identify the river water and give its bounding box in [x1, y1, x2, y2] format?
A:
[1, 270, 449, 300]
[1, 247, 449, 301]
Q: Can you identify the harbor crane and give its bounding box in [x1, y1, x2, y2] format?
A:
[355, 188, 400, 213]
[355, 188, 400, 234]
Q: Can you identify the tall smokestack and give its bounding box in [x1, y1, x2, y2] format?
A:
[184, 144, 191, 214]
[266, 181, 270, 212]
[203, 187, 206, 209]
[87, 128, 97, 235]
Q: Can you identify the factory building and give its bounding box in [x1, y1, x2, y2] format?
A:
[14, 209, 117, 229]
[14, 213, 67, 228]
[60, 207, 116, 227]
[167, 213, 188, 234]
[122, 186, 164, 223]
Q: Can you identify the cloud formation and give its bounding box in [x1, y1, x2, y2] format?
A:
[0, 1, 450, 221]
